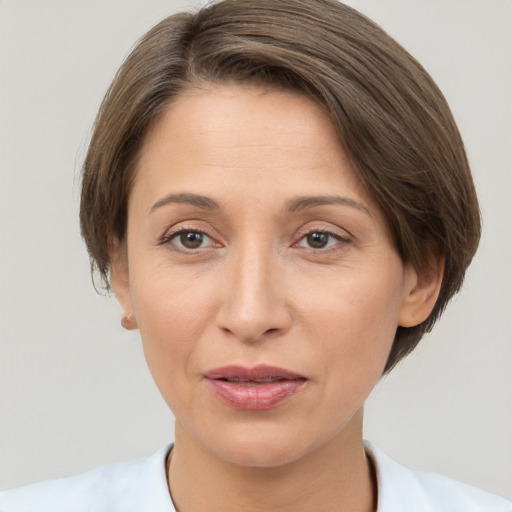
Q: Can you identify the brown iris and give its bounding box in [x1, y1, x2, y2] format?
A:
[180, 231, 204, 249]
[306, 232, 330, 249]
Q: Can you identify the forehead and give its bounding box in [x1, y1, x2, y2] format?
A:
[134, 83, 371, 209]
[143, 85, 339, 152]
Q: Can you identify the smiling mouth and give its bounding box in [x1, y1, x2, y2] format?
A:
[204, 365, 307, 410]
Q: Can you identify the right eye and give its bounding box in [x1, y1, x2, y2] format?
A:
[164, 230, 215, 250]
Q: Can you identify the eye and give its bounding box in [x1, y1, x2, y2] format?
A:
[297, 230, 345, 250]
[165, 230, 215, 250]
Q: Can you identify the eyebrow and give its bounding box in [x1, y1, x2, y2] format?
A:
[149, 192, 369, 216]
[285, 195, 370, 214]
[150, 193, 220, 213]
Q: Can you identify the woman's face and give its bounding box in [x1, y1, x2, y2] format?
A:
[113, 84, 428, 467]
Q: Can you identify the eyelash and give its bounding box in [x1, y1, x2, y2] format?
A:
[159, 226, 350, 253]
[159, 226, 217, 251]
[294, 228, 350, 252]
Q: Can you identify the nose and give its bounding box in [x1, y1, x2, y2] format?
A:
[216, 242, 292, 343]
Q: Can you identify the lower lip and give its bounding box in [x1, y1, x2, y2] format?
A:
[206, 379, 306, 410]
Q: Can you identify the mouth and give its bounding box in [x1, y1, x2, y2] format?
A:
[204, 365, 307, 410]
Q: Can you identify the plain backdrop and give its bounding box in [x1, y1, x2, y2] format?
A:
[1, 0, 511, 500]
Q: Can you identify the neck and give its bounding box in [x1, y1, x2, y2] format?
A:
[167, 410, 376, 512]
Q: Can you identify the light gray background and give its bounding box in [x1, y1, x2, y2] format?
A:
[1, 0, 511, 500]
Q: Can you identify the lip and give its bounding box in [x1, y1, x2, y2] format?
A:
[204, 365, 307, 410]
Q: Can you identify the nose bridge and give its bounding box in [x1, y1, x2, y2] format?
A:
[218, 235, 289, 342]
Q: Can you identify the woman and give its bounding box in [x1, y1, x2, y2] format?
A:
[1, 0, 510, 510]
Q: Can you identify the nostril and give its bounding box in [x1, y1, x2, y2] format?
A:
[264, 328, 279, 335]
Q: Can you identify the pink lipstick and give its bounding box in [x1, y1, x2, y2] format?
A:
[204, 365, 307, 410]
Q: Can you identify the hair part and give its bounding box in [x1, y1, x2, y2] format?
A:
[80, 0, 481, 373]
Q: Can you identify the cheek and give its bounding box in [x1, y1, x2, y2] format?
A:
[128, 266, 217, 399]
[297, 268, 402, 382]
[299, 280, 399, 434]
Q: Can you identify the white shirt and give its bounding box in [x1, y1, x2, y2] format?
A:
[1, 443, 510, 511]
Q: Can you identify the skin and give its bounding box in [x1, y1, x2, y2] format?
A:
[111, 84, 442, 512]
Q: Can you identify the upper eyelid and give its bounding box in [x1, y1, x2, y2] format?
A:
[159, 221, 352, 244]
[162, 222, 215, 238]
[294, 231, 348, 248]
[291, 225, 353, 253]
[159, 225, 217, 246]
[294, 224, 351, 240]
[161, 229, 219, 253]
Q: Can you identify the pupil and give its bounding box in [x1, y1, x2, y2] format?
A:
[307, 232, 328, 248]
[181, 232, 203, 248]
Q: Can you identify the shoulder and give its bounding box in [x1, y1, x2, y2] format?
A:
[365, 442, 512, 512]
[0, 444, 175, 512]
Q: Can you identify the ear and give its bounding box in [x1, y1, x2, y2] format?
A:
[398, 255, 445, 328]
[109, 239, 138, 331]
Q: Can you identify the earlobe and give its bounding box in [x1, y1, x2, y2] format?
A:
[121, 312, 138, 330]
[398, 256, 444, 328]
[109, 239, 138, 331]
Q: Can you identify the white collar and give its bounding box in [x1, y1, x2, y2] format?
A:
[114, 442, 512, 512]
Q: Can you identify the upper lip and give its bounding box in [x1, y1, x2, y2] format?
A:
[204, 365, 307, 382]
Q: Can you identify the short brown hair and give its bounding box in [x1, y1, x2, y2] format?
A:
[80, 0, 481, 373]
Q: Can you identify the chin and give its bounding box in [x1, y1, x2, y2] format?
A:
[196, 423, 327, 469]
[217, 440, 308, 468]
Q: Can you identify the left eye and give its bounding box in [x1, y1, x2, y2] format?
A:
[168, 230, 214, 250]
[297, 231, 342, 249]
